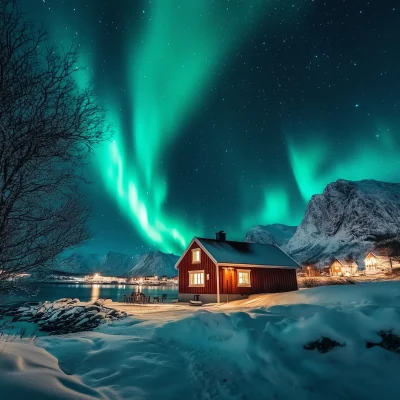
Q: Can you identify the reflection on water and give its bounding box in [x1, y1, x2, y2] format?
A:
[1, 284, 178, 305]
[91, 284, 100, 302]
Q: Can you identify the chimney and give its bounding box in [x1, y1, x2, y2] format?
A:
[215, 230, 226, 241]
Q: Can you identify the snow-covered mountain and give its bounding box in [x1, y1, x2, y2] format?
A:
[57, 251, 178, 277]
[244, 224, 297, 246]
[126, 251, 178, 277]
[284, 179, 400, 264]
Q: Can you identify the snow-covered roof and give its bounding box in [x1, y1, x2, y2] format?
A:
[195, 237, 299, 268]
[365, 252, 390, 260]
[333, 259, 358, 268]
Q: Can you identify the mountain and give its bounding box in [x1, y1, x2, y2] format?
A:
[57, 251, 178, 277]
[244, 224, 297, 246]
[126, 251, 178, 277]
[284, 179, 400, 264]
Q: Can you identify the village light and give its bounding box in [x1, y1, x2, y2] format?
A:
[93, 273, 100, 279]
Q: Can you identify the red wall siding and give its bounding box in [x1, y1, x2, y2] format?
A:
[178, 242, 217, 294]
[219, 266, 298, 295]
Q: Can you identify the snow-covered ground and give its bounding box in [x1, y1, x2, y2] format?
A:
[1, 281, 400, 399]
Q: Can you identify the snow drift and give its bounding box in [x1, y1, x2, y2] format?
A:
[2, 282, 400, 399]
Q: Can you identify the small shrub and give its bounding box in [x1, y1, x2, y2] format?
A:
[302, 278, 320, 288]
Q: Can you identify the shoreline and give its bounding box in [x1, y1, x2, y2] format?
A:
[34, 281, 178, 286]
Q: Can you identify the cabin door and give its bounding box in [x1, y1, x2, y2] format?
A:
[222, 268, 234, 295]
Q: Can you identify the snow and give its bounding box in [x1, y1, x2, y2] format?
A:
[2, 281, 400, 399]
[196, 237, 298, 268]
[244, 223, 297, 246]
[0, 342, 104, 399]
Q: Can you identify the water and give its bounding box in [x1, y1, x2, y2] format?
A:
[0, 283, 178, 306]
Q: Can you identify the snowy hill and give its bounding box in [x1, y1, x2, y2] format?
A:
[284, 179, 400, 263]
[58, 251, 178, 277]
[244, 224, 297, 246]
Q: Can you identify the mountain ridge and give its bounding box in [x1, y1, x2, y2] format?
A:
[57, 250, 178, 277]
[283, 179, 400, 264]
[244, 224, 297, 246]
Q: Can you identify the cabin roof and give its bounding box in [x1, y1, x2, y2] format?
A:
[194, 237, 299, 268]
[333, 259, 358, 268]
[365, 251, 390, 260]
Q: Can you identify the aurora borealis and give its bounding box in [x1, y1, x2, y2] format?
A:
[22, 0, 400, 254]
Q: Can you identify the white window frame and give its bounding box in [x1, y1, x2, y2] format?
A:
[189, 270, 205, 287]
[237, 269, 251, 287]
[191, 248, 201, 264]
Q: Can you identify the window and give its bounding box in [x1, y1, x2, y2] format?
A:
[189, 270, 204, 287]
[192, 248, 201, 264]
[237, 269, 251, 287]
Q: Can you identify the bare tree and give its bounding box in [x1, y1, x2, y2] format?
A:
[372, 233, 400, 271]
[0, 0, 109, 295]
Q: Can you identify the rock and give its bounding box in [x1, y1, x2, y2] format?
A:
[85, 310, 98, 318]
[106, 309, 119, 317]
[76, 318, 89, 327]
[3, 297, 127, 336]
[366, 331, 400, 353]
[85, 305, 101, 312]
[304, 337, 344, 353]
[17, 306, 31, 312]
[90, 312, 106, 321]
[15, 316, 31, 322]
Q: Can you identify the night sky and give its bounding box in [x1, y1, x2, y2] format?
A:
[21, 0, 400, 254]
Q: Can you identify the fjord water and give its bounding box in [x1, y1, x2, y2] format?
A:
[1, 284, 178, 306]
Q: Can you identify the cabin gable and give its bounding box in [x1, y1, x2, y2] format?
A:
[177, 240, 218, 296]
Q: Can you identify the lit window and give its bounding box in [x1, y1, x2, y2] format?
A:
[192, 248, 201, 264]
[189, 270, 204, 287]
[237, 269, 251, 287]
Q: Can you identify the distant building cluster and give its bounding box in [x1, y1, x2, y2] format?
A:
[299, 251, 400, 277]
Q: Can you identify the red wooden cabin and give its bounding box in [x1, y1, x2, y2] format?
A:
[176, 231, 299, 303]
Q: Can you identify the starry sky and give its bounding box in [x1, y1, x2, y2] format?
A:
[21, 0, 400, 255]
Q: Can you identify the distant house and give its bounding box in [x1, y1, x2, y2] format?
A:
[144, 275, 158, 281]
[160, 275, 168, 281]
[364, 252, 400, 274]
[321, 266, 331, 276]
[176, 231, 299, 304]
[330, 259, 358, 277]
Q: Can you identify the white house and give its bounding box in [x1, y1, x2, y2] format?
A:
[330, 259, 358, 277]
[364, 252, 400, 275]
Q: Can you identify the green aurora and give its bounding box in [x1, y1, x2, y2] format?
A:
[22, 0, 400, 253]
[288, 126, 400, 203]
[95, 0, 276, 253]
